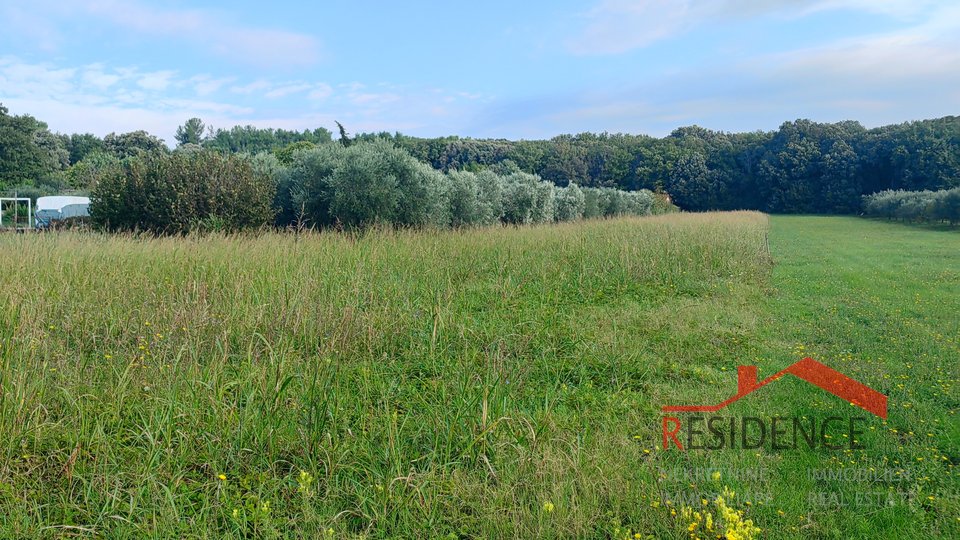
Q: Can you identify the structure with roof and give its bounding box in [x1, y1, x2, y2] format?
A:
[34, 196, 91, 228]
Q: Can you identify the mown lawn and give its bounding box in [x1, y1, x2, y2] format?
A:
[0, 214, 956, 538]
[654, 216, 959, 539]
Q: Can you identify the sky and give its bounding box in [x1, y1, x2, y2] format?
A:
[1, 0, 958, 144]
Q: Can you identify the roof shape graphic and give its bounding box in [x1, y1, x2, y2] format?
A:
[662, 357, 888, 419]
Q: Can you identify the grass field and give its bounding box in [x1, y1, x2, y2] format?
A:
[0, 213, 956, 538]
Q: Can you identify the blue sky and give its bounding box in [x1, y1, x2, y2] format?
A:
[1, 0, 958, 144]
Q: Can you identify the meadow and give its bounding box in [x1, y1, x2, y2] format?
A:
[0, 213, 956, 538]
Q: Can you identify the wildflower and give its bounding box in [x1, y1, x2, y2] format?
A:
[543, 501, 555, 513]
[711, 471, 721, 481]
[297, 470, 315, 496]
[218, 474, 226, 481]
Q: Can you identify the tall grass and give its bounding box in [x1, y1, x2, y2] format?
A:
[0, 213, 769, 538]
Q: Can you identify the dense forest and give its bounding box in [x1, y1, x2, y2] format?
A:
[2, 102, 959, 215]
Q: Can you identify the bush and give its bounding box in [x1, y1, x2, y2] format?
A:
[474, 170, 504, 226]
[283, 143, 344, 227]
[283, 141, 446, 229]
[625, 190, 654, 216]
[501, 173, 539, 225]
[442, 170, 504, 228]
[445, 171, 483, 227]
[326, 141, 444, 228]
[582, 188, 601, 219]
[90, 150, 275, 233]
[554, 183, 585, 222]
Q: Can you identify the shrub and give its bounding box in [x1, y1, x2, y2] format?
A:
[90, 150, 275, 233]
[474, 170, 504, 226]
[582, 188, 601, 219]
[283, 143, 344, 227]
[597, 187, 627, 217]
[554, 183, 585, 222]
[325, 141, 445, 228]
[501, 173, 539, 225]
[445, 171, 483, 227]
[625, 190, 654, 216]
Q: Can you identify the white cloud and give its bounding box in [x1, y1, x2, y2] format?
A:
[568, 0, 952, 54]
[191, 76, 235, 97]
[81, 65, 123, 90]
[0, 57, 76, 99]
[264, 83, 314, 99]
[136, 70, 177, 91]
[569, 0, 694, 55]
[753, 5, 960, 87]
[158, 99, 254, 116]
[231, 80, 273, 95]
[0, 4, 62, 51]
[350, 92, 401, 107]
[25, 0, 322, 68]
[480, 3, 960, 138]
[0, 56, 487, 143]
[308, 84, 334, 101]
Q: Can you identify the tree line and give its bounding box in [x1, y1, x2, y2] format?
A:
[87, 142, 669, 234]
[366, 118, 959, 215]
[2, 102, 959, 215]
[862, 188, 960, 225]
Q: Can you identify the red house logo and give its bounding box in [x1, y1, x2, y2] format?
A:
[663, 357, 887, 419]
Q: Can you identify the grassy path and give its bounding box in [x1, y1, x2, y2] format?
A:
[673, 216, 960, 539]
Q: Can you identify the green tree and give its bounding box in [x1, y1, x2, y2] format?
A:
[103, 131, 168, 158]
[175, 118, 206, 146]
[64, 133, 105, 164]
[0, 103, 53, 188]
[336, 121, 352, 148]
[274, 140, 317, 165]
[669, 152, 712, 211]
